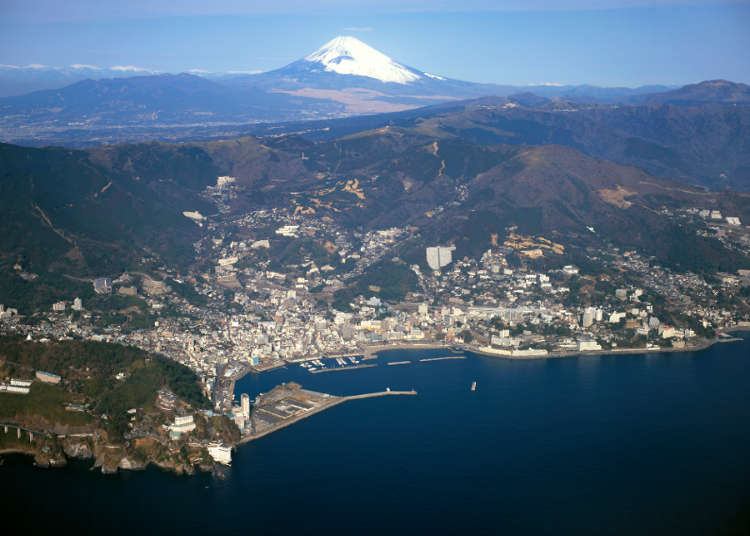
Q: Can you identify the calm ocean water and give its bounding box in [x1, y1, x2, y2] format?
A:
[2, 337, 750, 535]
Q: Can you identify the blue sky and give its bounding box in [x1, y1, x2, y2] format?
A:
[0, 1, 748, 86]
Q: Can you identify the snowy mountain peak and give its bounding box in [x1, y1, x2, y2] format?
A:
[304, 36, 421, 85]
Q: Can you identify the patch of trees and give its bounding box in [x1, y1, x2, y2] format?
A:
[0, 338, 208, 418]
[334, 259, 418, 306]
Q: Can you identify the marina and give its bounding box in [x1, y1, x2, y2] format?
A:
[298, 355, 369, 374]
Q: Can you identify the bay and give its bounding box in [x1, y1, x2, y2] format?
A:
[2, 337, 750, 534]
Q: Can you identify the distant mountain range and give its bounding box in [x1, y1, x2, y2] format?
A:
[2, 36, 749, 193]
[301, 92, 750, 191]
[218, 36, 680, 109]
[0, 64, 161, 98]
[0, 72, 344, 127]
[0, 37, 674, 101]
[0, 35, 699, 135]
[633, 79, 750, 106]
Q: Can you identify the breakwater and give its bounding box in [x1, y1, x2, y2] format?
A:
[309, 364, 377, 374]
[239, 389, 417, 445]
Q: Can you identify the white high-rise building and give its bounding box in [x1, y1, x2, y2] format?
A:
[582, 307, 599, 328]
[241, 393, 251, 420]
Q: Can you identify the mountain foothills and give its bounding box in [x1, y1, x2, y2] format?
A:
[0, 142, 221, 312]
[2, 112, 750, 313]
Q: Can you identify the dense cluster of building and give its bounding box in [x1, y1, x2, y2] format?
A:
[3, 176, 750, 450]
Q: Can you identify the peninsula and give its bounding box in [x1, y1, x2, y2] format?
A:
[0, 336, 418, 473]
[0, 337, 238, 474]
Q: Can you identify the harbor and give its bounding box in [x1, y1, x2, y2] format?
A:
[298, 355, 370, 374]
[240, 383, 418, 444]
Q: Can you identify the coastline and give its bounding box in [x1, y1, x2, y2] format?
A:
[223, 333, 747, 459]
[358, 336, 742, 363]
[723, 324, 750, 334]
[465, 336, 740, 361]
[9, 333, 745, 475]
[237, 334, 746, 384]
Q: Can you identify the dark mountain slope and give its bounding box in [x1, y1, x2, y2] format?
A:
[192, 128, 750, 272]
[170, 126, 750, 273]
[3, 118, 750, 311]
[0, 142, 219, 279]
[362, 98, 750, 191]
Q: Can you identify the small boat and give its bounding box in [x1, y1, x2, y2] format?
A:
[471, 381, 477, 392]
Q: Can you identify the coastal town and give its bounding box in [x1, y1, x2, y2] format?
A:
[2, 175, 750, 469]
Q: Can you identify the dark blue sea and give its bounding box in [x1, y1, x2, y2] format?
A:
[3, 336, 750, 535]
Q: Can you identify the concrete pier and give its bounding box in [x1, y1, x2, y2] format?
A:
[239, 388, 417, 445]
[341, 390, 417, 401]
[309, 363, 377, 374]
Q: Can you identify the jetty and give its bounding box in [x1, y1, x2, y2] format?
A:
[419, 356, 466, 363]
[239, 384, 417, 445]
[309, 363, 377, 374]
[342, 389, 418, 401]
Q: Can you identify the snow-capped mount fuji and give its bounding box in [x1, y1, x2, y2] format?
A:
[0, 35, 687, 145]
[303, 36, 423, 84]
[221, 35, 500, 113]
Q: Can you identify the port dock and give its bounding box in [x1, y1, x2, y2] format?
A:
[239, 385, 417, 445]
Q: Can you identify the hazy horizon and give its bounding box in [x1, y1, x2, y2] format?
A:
[1, 1, 749, 87]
